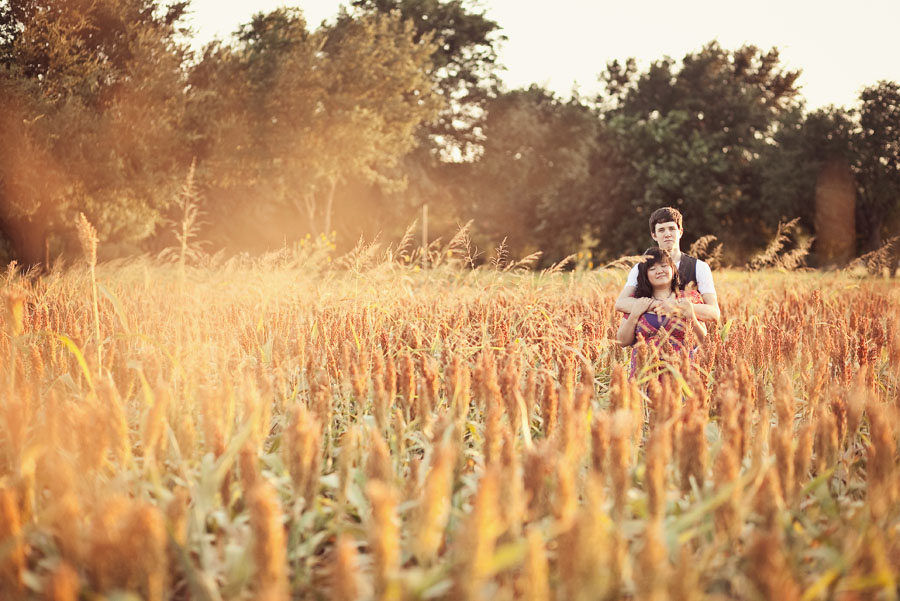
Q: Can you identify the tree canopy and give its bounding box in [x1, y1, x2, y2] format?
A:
[0, 2, 896, 268]
[187, 7, 441, 250]
[0, 0, 191, 262]
[595, 43, 803, 255]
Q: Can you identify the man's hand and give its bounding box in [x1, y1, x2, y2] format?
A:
[652, 297, 678, 315]
[693, 293, 720, 322]
[616, 296, 654, 346]
[632, 296, 654, 316]
[615, 285, 640, 314]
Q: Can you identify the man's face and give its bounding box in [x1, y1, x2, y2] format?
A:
[651, 221, 682, 251]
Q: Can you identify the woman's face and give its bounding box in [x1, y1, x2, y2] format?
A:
[647, 260, 674, 287]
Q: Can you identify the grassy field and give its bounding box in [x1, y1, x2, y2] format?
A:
[1, 251, 898, 601]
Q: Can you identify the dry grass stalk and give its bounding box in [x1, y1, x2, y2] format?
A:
[793, 422, 814, 495]
[523, 441, 553, 520]
[482, 396, 503, 466]
[540, 372, 558, 439]
[337, 427, 362, 506]
[866, 401, 899, 520]
[687, 234, 723, 270]
[678, 410, 707, 494]
[97, 378, 131, 466]
[645, 423, 670, 521]
[367, 480, 402, 601]
[248, 482, 289, 601]
[331, 534, 362, 601]
[49, 492, 82, 564]
[75, 212, 101, 367]
[590, 412, 610, 475]
[366, 427, 393, 485]
[771, 424, 795, 502]
[283, 403, 322, 509]
[0, 487, 25, 598]
[166, 488, 190, 550]
[754, 466, 784, 531]
[846, 235, 899, 275]
[44, 561, 79, 601]
[412, 437, 456, 563]
[447, 354, 471, 426]
[122, 503, 168, 601]
[517, 528, 549, 601]
[552, 453, 577, 529]
[635, 517, 667, 601]
[86, 497, 168, 601]
[745, 528, 801, 601]
[557, 474, 612, 601]
[668, 546, 702, 601]
[609, 409, 632, 519]
[142, 383, 170, 467]
[3, 252, 900, 600]
[454, 468, 501, 601]
[748, 217, 807, 271]
[713, 441, 741, 541]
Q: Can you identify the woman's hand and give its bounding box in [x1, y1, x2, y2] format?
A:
[676, 297, 695, 318]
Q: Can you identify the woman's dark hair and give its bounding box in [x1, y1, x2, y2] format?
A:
[633, 247, 679, 298]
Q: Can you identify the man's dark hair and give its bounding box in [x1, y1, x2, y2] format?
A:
[634, 247, 680, 298]
[649, 207, 683, 234]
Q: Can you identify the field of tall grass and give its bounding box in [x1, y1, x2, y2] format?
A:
[1, 238, 898, 601]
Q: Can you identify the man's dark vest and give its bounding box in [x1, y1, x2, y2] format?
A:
[677, 254, 698, 290]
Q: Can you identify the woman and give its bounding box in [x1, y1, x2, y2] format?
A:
[616, 248, 707, 377]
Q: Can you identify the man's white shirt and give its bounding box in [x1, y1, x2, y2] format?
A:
[625, 257, 716, 295]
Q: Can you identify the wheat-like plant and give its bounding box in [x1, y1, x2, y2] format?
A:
[0, 239, 897, 600]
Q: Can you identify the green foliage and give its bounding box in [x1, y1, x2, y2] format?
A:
[854, 80, 900, 250]
[594, 42, 802, 258]
[0, 1, 897, 271]
[755, 106, 855, 234]
[334, 0, 505, 254]
[189, 7, 442, 250]
[756, 81, 900, 257]
[462, 86, 601, 262]
[0, 0, 192, 264]
[352, 0, 504, 153]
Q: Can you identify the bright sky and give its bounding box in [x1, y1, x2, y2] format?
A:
[186, 0, 900, 110]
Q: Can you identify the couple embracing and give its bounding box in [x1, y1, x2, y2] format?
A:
[614, 207, 721, 378]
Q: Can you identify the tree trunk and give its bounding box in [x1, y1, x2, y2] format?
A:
[854, 189, 885, 254]
[323, 177, 336, 236]
[866, 214, 884, 252]
[298, 191, 317, 232]
[0, 214, 47, 267]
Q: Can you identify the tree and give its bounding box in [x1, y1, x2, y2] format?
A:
[755, 81, 900, 259]
[351, 0, 503, 154]
[0, 0, 191, 264]
[462, 86, 600, 261]
[188, 7, 441, 249]
[595, 42, 802, 258]
[854, 80, 900, 251]
[340, 0, 505, 250]
[754, 106, 856, 263]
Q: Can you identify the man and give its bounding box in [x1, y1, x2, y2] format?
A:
[614, 207, 721, 322]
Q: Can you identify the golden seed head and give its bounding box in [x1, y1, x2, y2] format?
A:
[75, 212, 98, 267]
[248, 482, 289, 600]
[44, 561, 79, 601]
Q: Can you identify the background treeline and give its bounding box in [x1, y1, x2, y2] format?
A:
[1, 0, 898, 268]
